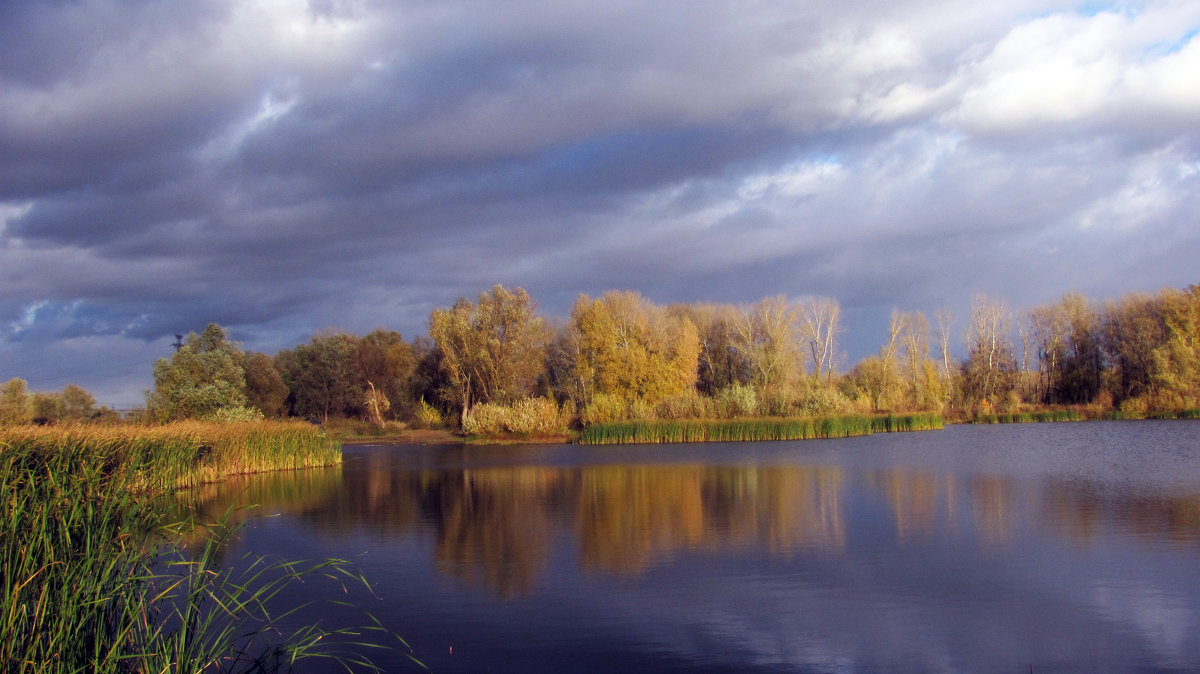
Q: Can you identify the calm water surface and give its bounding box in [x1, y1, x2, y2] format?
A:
[192, 421, 1200, 672]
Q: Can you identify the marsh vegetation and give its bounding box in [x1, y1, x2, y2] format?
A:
[0, 422, 416, 673]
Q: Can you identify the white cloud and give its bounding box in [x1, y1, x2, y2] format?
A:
[738, 160, 846, 202]
[0, 202, 32, 237]
[953, 4, 1200, 134]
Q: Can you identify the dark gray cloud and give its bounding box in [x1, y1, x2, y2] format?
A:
[2, 0, 1199, 403]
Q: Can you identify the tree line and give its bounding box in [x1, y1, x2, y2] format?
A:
[2, 283, 1196, 428]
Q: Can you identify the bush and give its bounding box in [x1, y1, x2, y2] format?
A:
[797, 385, 853, 416]
[412, 397, 444, 429]
[463, 398, 572, 437]
[582, 393, 629, 425]
[714, 384, 757, 418]
[758, 388, 798, 417]
[462, 403, 508, 436]
[507, 397, 571, 435]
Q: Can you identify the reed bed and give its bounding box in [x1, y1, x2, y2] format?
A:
[1103, 408, 1200, 421]
[0, 421, 340, 493]
[577, 413, 943, 445]
[970, 410, 1083, 424]
[1, 422, 415, 672]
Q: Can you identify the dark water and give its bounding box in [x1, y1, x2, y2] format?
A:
[192, 421, 1200, 673]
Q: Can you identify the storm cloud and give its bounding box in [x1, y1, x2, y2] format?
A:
[2, 0, 1198, 404]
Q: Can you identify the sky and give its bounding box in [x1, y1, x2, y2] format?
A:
[2, 0, 1199, 407]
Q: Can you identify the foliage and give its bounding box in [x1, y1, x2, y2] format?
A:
[148, 324, 251, 422]
[243, 351, 289, 417]
[430, 285, 548, 425]
[715, 383, 758, 417]
[462, 397, 572, 437]
[277, 333, 359, 423]
[569, 291, 701, 409]
[796, 382, 854, 416]
[364, 381, 391, 426]
[0, 378, 32, 425]
[412, 397, 444, 429]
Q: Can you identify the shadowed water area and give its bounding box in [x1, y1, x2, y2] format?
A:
[187, 421, 1200, 672]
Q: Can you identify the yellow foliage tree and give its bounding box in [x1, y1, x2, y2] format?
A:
[570, 291, 700, 412]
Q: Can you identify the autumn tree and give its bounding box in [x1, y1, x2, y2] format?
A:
[31, 392, 64, 424]
[429, 285, 548, 425]
[1101, 293, 1164, 403]
[61, 384, 97, 420]
[1150, 284, 1200, 407]
[672, 303, 748, 395]
[0, 378, 32, 425]
[899, 311, 941, 410]
[1055, 293, 1104, 404]
[569, 290, 700, 410]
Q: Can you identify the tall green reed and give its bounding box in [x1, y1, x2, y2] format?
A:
[577, 413, 943, 445]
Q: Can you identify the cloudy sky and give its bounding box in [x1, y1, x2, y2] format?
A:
[2, 0, 1198, 406]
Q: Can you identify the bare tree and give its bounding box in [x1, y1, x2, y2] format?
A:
[935, 308, 955, 407]
[963, 294, 1017, 405]
[729, 296, 802, 391]
[798, 296, 841, 379]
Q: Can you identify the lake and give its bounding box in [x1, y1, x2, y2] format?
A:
[188, 421, 1200, 672]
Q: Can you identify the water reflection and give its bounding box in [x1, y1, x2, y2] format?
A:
[184, 451, 1200, 600]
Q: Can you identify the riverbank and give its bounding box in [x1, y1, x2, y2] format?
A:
[0, 421, 402, 673]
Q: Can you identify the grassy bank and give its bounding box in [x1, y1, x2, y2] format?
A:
[577, 413, 943, 445]
[0, 422, 409, 673]
[1, 421, 340, 493]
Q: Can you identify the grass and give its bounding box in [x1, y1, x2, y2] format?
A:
[577, 413, 943, 445]
[1, 421, 420, 672]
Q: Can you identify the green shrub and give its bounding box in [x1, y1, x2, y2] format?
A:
[714, 384, 757, 418]
[797, 385, 853, 416]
